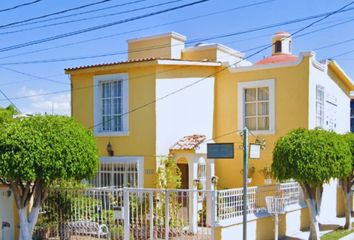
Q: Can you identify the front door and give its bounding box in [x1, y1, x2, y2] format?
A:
[177, 163, 189, 189]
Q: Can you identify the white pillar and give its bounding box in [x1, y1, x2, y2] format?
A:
[188, 156, 198, 233]
[206, 158, 215, 226]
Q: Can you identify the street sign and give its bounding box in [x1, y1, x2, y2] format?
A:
[207, 143, 234, 159]
[249, 144, 261, 159]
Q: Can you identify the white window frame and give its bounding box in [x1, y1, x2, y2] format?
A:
[95, 156, 144, 188]
[238, 79, 275, 135]
[93, 73, 129, 136]
[315, 85, 324, 128]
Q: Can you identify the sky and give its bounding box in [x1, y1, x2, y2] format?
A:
[0, 0, 353, 115]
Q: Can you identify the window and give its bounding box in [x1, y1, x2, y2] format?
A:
[274, 41, 282, 53]
[94, 74, 128, 136]
[91, 157, 143, 188]
[238, 80, 275, 134]
[244, 87, 269, 130]
[197, 161, 207, 190]
[315, 86, 324, 128]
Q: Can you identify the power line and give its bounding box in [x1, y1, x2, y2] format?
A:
[0, 0, 275, 36]
[1, 0, 149, 29]
[0, 2, 351, 107]
[88, 1, 354, 130]
[0, 89, 21, 113]
[0, 0, 115, 30]
[0, 73, 64, 87]
[241, 16, 354, 53]
[0, 0, 43, 13]
[0, 66, 68, 85]
[330, 48, 354, 59]
[314, 37, 354, 51]
[0, 0, 209, 53]
[0, 0, 277, 60]
[2, 9, 354, 66]
[0, 0, 185, 36]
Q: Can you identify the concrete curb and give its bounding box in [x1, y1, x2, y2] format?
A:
[340, 232, 354, 240]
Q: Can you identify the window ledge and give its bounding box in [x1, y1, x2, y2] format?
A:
[247, 129, 275, 135]
[94, 131, 129, 137]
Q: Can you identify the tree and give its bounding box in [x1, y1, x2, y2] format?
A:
[340, 132, 354, 230]
[0, 105, 17, 123]
[272, 128, 351, 240]
[0, 115, 99, 240]
[156, 157, 182, 189]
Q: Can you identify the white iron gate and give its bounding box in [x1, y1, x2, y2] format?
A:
[35, 188, 215, 240]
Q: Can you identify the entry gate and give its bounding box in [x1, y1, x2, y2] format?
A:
[36, 188, 215, 240]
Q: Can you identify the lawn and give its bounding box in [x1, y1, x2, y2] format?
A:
[321, 225, 354, 240]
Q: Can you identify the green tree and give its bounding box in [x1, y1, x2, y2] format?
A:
[0, 105, 17, 123]
[340, 132, 354, 230]
[156, 157, 182, 189]
[0, 115, 99, 240]
[272, 128, 351, 240]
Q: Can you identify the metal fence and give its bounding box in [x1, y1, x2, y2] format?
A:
[216, 182, 304, 222]
[34, 188, 214, 240]
[33, 182, 302, 240]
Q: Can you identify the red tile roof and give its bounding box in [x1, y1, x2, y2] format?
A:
[170, 134, 206, 151]
[256, 54, 298, 65]
[65, 57, 157, 71]
[65, 58, 218, 72]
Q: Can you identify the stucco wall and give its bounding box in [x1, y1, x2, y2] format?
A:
[70, 65, 157, 187]
[214, 57, 310, 189]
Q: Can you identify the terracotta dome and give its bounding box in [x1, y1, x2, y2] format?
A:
[256, 54, 298, 65]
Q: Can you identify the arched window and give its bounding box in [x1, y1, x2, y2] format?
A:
[274, 40, 282, 53]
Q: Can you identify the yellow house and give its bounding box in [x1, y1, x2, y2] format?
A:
[66, 32, 227, 190]
[214, 31, 354, 189]
[66, 31, 354, 194]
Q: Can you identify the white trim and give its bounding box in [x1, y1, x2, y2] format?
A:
[237, 79, 275, 135]
[156, 59, 221, 66]
[93, 73, 129, 136]
[127, 32, 186, 43]
[100, 156, 144, 188]
[182, 43, 244, 58]
[229, 51, 314, 73]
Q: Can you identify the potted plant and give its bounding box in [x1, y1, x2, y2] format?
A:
[240, 166, 256, 183]
[259, 165, 273, 184]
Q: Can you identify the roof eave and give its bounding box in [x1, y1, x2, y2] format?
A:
[328, 60, 354, 91]
[64, 59, 159, 75]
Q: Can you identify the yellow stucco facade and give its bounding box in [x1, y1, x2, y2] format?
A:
[67, 58, 219, 188]
[67, 31, 354, 191]
[214, 57, 311, 188]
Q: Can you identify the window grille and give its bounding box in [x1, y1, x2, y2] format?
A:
[316, 86, 324, 127]
[197, 162, 207, 190]
[101, 80, 123, 132]
[91, 161, 138, 188]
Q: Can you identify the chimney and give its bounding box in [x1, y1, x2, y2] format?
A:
[127, 32, 186, 60]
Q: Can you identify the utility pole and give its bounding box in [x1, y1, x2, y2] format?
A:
[242, 127, 249, 240]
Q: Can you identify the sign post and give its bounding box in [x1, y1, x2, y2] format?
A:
[243, 127, 249, 240]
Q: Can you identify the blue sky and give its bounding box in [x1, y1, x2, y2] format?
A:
[0, 0, 353, 115]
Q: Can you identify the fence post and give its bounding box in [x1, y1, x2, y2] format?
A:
[123, 189, 130, 240]
[211, 190, 217, 240]
[149, 191, 154, 240]
[165, 190, 169, 240]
